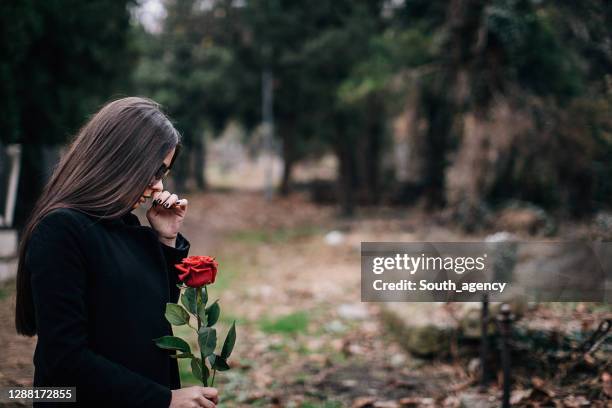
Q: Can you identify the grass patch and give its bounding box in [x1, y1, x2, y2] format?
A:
[219, 313, 248, 326]
[0, 278, 16, 301]
[0, 286, 8, 301]
[300, 402, 343, 408]
[228, 226, 322, 245]
[260, 311, 309, 335]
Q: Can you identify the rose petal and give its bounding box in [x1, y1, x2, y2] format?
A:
[175, 264, 190, 274]
[175, 255, 219, 287]
[189, 266, 213, 274]
[178, 270, 191, 282]
[188, 272, 208, 287]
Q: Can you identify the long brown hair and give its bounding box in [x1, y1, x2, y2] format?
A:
[15, 96, 182, 336]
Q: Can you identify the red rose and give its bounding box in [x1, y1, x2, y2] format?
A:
[175, 255, 218, 288]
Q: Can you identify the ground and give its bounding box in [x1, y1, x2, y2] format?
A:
[163, 191, 474, 407]
[0, 190, 610, 407]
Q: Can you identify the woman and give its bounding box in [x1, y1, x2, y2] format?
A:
[14, 97, 218, 408]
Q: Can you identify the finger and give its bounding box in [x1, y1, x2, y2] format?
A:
[152, 191, 164, 202]
[153, 190, 169, 204]
[162, 194, 179, 209]
[176, 198, 189, 208]
[196, 395, 215, 408]
[154, 191, 171, 206]
[201, 388, 218, 404]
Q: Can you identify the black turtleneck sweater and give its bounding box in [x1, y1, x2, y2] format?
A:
[26, 207, 190, 407]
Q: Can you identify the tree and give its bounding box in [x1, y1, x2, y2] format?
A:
[0, 0, 137, 228]
[133, 0, 252, 191]
[241, 0, 387, 211]
[382, 0, 611, 221]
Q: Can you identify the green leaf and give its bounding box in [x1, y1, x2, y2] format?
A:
[170, 352, 194, 359]
[165, 303, 190, 326]
[201, 287, 208, 306]
[205, 301, 220, 327]
[221, 321, 236, 359]
[208, 354, 231, 371]
[191, 357, 201, 380]
[190, 357, 210, 385]
[196, 287, 208, 307]
[153, 336, 191, 353]
[198, 327, 217, 357]
[181, 288, 197, 314]
[197, 302, 207, 326]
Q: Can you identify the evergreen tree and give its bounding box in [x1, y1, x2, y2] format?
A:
[0, 0, 136, 227]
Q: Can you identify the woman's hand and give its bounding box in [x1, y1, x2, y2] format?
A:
[146, 190, 188, 247]
[169, 387, 218, 408]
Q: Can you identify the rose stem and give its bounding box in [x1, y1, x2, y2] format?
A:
[203, 286, 217, 387]
[196, 288, 207, 386]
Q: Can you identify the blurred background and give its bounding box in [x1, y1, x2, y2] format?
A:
[0, 1, 611, 406]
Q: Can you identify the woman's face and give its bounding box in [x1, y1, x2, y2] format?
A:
[132, 147, 176, 210]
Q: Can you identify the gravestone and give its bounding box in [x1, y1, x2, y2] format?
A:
[0, 144, 21, 281]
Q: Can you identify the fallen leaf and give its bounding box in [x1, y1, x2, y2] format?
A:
[399, 397, 435, 407]
[532, 376, 555, 397]
[374, 401, 400, 408]
[342, 379, 358, 388]
[510, 388, 533, 405]
[398, 397, 419, 407]
[583, 353, 596, 365]
[352, 396, 377, 408]
[244, 391, 267, 403]
[562, 395, 590, 407]
[442, 395, 461, 408]
[602, 372, 612, 398]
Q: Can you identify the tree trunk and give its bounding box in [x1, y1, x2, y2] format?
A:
[174, 131, 190, 193]
[14, 144, 45, 231]
[278, 117, 296, 196]
[337, 144, 355, 217]
[193, 131, 207, 190]
[422, 90, 453, 209]
[360, 96, 384, 204]
[334, 116, 356, 217]
[279, 155, 294, 196]
[417, 0, 487, 210]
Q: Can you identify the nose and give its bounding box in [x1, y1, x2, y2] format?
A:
[149, 178, 164, 192]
